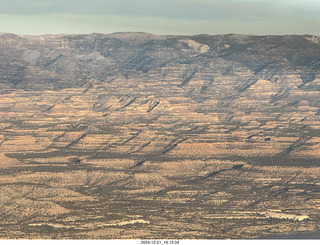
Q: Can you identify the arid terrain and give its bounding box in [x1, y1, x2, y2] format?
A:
[0, 32, 320, 239]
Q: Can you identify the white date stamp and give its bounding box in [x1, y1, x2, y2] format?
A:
[141, 240, 180, 245]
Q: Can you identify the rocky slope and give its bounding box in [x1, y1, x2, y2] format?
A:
[0, 32, 320, 239]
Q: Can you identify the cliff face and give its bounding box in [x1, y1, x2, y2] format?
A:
[0, 32, 320, 239]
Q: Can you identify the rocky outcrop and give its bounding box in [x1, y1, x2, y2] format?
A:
[0, 32, 320, 239]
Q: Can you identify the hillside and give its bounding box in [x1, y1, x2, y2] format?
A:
[0, 32, 320, 239]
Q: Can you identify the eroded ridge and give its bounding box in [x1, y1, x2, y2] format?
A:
[0, 33, 320, 239]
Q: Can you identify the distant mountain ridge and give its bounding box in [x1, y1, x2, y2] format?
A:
[0, 32, 319, 91]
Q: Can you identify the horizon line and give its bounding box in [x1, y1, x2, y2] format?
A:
[0, 31, 319, 38]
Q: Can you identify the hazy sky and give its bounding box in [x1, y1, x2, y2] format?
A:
[0, 0, 320, 35]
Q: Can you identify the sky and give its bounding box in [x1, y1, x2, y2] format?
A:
[0, 0, 320, 36]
